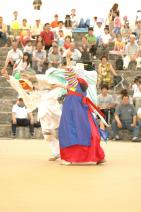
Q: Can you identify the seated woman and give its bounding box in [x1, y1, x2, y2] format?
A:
[12, 52, 31, 75]
[59, 72, 106, 165]
[98, 55, 117, 88]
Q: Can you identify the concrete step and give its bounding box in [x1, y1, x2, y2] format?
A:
[0, 47, 11, 56]
[0, 112, 11, 124]
[0, 61, 6, 66]
[0, 87, 18, 99]
[0, 99, 16, 112]
[0, 111, 38, 124]
[0, 124, 43, 139]
[0, 76, 12, 87]
[0, 55, 7, 60]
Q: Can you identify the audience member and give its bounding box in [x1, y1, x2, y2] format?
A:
[98, 55, 117, 87]
[40, 23, 54, 51]
[4, 41, 23, 69]
[97, 84, 116, 124]
[112, 95, 140, 141]
[0, 16, 8, 47]
[32, 42, 46, 73]
[11, 98, 34, 138]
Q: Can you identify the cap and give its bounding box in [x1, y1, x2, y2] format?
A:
[96, 18, 103, 23]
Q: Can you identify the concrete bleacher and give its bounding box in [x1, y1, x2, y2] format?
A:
[0, 75, 43, 138]
[0, 32, 141, 139]
[0, 49, 43, 138]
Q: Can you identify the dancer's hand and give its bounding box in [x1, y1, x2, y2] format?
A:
[1, 68, 10, 80]
[117, 121, 122, 128]
[131, 123, 136, 128]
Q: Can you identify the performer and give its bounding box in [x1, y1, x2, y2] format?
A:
[59, 71, 106, 165]
[1, 68, 67, 161]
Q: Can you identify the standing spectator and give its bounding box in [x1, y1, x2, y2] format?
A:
[11, 98, 34, 138]
[40, 23, 54, 51]
[4, 41, 23, 69]
[113, 11, 121, 36]
[0, 16, 8, 47]
[112, 95, 140, 141]
[108, 3, 119, 34]
[70, 9, 78, 28]
[32, 42, 46, 73]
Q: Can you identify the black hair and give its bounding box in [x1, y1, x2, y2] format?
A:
[120, 89, 128, 95]
[44, 23, 50, 27]
[79, 83, 88, 92]
[101, 55, 108, 61]
[23, 52, 30, 66]
[65, 15, 72, 27]
[100, 84, 109, 90]
[122, 94, 129, 99]
[88, 27, 93, 31]
[18, 98, 23, 101]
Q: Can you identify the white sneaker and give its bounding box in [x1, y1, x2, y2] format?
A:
[132, 137, 140, 142]
[61, 160, 71, 165]
[48, 155, 60, 161]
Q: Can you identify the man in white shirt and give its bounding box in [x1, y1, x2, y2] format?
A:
[123, 34, 141, 69]
[12, 98, 34, 138]
[31, 19, 43, 39]
[4, 41, 23, 69]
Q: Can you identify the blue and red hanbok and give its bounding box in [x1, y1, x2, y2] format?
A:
[59, 81, 105, 163]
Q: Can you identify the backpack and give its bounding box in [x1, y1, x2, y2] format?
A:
[113, 75, 122, 86]
[116, 58, 123, 70]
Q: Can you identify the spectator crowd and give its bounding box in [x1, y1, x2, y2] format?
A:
[1, 4, 141, 140]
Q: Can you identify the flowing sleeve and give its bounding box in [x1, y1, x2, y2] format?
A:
[7, 76, 38, 111]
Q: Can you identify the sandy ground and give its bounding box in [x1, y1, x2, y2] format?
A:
[0, 139, 141, 212]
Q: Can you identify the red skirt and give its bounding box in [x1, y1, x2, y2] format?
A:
[60, 110, 105, 163]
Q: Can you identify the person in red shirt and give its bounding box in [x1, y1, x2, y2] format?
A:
[40, 23, 54, 51]
[51, 14, 59, 28]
